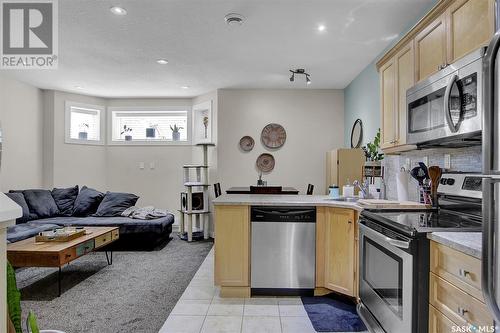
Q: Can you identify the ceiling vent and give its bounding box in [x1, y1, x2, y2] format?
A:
[225, 13, 244, 26]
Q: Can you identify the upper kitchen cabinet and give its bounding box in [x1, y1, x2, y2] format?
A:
[377, 0, 495, 154]
[380, 59, 396, 149]
[415, 14, 447, 81]
[380, 41, 415, 152]
[446, 0, 494, 64]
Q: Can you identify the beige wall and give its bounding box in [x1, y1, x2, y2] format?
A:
[217, 89, 344, 195]
[46, 91, 108, 190]
[105, 98, 193, 213]
[0, 75, 44, 191]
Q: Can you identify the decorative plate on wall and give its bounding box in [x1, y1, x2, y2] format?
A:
[256, 153, 275, 173]
[261, 123, 286, 149]
[239, 136, 255, 152]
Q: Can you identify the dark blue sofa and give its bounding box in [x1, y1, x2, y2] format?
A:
[6, 187, 175, 250]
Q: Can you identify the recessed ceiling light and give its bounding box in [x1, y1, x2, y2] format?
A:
[317, 24, 326, 32]
[181, 86, 190, 89]
[156, 59, 168, 65]
[110, 6, 127, 16]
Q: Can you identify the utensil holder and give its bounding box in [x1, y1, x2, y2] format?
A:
[419, 185, 432, 205]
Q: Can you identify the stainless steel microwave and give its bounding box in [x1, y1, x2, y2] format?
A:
[406, 48, 484, 148]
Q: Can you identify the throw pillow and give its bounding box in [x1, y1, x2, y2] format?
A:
[22, 189, 60, 219]
[72, 186, 105, 217]
[94, 192, 139, 217]
[5, 192, 31, 224]
[51, 185, 79, 216]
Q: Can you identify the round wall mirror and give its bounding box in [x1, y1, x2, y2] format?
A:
[350, 119, 363, 148]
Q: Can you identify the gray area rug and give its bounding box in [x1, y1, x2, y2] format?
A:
[16, 238, 213, 333]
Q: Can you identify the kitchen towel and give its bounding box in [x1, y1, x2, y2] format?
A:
[397, 170, 410, 202]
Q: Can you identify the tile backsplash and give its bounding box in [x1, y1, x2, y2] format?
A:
[383, 146, 482, 201]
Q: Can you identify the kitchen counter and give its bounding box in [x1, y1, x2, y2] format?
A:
[213, 194, 363, 210]
[427, 232, 482, 259]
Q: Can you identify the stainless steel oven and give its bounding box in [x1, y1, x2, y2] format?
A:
[357, 216, 429, 333]
[406, 48, 484, 147]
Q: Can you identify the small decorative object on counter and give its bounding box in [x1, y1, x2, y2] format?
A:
[343, 180, 355, 197]
[329, 185, 340, 198]
[257, 172, 264, 185]
[170, 124, 183, 141]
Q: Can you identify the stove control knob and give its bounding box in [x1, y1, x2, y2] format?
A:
[447, 179, 455, 186]
[440, 178, 447, 185]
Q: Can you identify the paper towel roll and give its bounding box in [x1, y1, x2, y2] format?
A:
[397, 170, 409, 202]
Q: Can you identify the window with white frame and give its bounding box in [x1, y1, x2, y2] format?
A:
[110, 109, 189, 143]
[65, 101, 104, 144]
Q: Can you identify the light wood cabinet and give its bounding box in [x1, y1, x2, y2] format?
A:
[214, 205, 250, 297]
[317, 207, 357, 297]
[380, 59, 396, 149]
[415, 14, 447, 81]
[429, 240, 494, 331]
[446, 0, 494, 64]
[380, 41, 415, 151]
[325, 149, 364, 194]
[429, 304, 457, 333]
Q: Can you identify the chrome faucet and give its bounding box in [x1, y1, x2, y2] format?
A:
[353, 179, 370, 199]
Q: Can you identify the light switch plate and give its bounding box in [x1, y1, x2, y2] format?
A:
[149, 162, 155, 170]
[423, 156, 428, 166]
[405, 158, 411, 171]
[444, 154, 451, 169]
[139, 162, 145, 170]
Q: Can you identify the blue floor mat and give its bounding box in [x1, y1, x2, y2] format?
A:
[301, 293, 367, 332]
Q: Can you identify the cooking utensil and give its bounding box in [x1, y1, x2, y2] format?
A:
[429, 166, 442, 206]
[418, 162, 430, 180]
[410, 166, 426, 185]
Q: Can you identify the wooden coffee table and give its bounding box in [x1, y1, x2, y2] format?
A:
[7, 226, 119, 296]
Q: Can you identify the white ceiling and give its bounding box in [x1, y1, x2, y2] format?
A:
[3, 0, 435, 98]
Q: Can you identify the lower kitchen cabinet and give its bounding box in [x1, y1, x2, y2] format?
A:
[429, 241, 493, 330]
[316, 207, 358, 297]
[214, 205, 250, 297]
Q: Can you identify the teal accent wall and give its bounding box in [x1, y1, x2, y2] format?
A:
[344, 60, 380, 147]
[343, 1, 438, 147]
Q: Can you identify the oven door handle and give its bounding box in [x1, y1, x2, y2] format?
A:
[444, 74, 461, 133]
[360, 223, 410, 249]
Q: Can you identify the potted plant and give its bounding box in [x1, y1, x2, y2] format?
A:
[78, 123, 89, 140]
[170, 124, 183, 141]
[121, 125, 133, 141]
[146, 124, 156, 138]
[362, 128, 384, 167]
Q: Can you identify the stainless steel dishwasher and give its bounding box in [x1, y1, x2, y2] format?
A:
[250, 206, 316, 296]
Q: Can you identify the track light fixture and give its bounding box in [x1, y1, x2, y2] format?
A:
[289, 69, 311, 85]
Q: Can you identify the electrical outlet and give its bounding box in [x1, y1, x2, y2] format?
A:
[423, 156, 428, 166]
[149, 162, 155, 170]
[444, 154, 451, 169]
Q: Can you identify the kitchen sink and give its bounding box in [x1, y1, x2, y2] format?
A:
[324, 197, 359, 202]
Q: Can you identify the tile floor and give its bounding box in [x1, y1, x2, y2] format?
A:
[159, 248, 366, 333]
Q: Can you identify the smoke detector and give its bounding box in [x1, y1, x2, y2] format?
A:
[225, 13, 244, 26]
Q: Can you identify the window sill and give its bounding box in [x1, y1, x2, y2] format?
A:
[65, 139, 104, 146]
[107, 140, 192, 146]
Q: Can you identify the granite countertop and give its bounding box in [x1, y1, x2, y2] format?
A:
[428, 232, 482, 259]
[213, 194, 363, 211]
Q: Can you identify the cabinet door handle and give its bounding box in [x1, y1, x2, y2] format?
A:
[458, 268, 470, 278]
[457, 307, 468, 316]
[348, 220, 353, 224]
